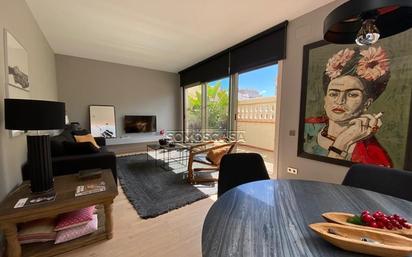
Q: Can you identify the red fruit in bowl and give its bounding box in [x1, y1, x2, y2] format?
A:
[370, 222, 378, 228]
[386, 224, 394, 230]
[373, 211, 384, 218]
[362, 214, 375, 223]
[403, 224, 411, 229]
[361, 210, 370, 216]
[376, 222, 385, 229]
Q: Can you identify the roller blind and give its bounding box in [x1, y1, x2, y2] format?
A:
[179, 52, 229, 87]
[230, 21, 288, 74]
[179, 21, 288, 87]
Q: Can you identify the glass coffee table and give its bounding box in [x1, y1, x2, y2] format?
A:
[146, 143, 190, 170]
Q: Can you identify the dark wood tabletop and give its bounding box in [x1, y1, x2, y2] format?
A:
[202, 179, 412, 257]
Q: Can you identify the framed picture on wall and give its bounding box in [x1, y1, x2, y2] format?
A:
[4, 30, 30, 91]
[3, 29, 31, 137]
[89, 105, 117, 138]
[298, 28, 412, 170]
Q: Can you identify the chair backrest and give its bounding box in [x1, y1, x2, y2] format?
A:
[218, 153, 269, 197]
[342, 164, 412, 202]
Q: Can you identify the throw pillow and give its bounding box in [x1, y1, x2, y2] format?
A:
[71, 129, 90, 136]
[55, 214, 98, 244]
[50, 129, 76, 157]
[206, 146, 230, 165]
[54, 206, 95, 231]
[74, 134, 100, 149]
[63, 142, 100, 155]
[18, 218, 56, 244]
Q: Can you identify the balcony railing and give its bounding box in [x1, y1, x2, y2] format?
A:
[237, 96, 276, 123]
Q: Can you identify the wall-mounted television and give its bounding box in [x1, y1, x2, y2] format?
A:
[124, 115, 156, 133]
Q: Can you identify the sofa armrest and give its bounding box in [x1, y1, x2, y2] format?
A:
[94, 137, 106, 147]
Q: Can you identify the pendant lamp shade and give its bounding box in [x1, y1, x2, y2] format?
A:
[324, 0, 412, 44]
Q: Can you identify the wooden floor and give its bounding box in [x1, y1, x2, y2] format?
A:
[56, 145, 275, 257]
[57, 185, 217, 257]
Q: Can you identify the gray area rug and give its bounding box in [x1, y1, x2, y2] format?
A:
[117, 154, 217, 219]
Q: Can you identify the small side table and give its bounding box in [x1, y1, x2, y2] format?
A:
[0, 169, 118, 257]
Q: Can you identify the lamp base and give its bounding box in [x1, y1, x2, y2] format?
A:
[27, 135, 54, 193]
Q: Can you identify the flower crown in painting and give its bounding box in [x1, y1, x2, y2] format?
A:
[323, 46, 391, 100]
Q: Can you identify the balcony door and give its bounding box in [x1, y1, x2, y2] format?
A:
[184, 77, 230, 140]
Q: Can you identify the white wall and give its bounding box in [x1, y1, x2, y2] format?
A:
[277, 0, 349, 183]
[0, 0, 58, 200]
[55, 54, 181, 144]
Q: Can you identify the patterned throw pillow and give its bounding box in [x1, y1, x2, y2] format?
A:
[18, 218, 57, 244]
[54, 206, 95, 231]
[55, 214, 98, 244]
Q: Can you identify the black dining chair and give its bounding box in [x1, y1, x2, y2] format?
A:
[218, 153, 270, 197]
[342, 164, 412, 202]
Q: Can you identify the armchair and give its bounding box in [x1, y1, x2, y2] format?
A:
[187, 141, 237, 184]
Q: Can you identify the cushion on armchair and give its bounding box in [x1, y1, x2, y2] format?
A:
[206, 146, 230, 165]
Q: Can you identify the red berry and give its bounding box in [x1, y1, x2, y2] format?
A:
[370, 222, 378, 228]
[386, 225, 394, 230]
[393, 214, 400, 220]
[376, 222, 385, 229]
[361, 210, 370, 216]
[373, 211, 384, 218]
[381, 217, 390, 224]
[403, 224, 411, 229]
[362, 214, 375, 223]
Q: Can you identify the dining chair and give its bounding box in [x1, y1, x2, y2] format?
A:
[342, 164, 412, 201]
[217, 153, 270, 197]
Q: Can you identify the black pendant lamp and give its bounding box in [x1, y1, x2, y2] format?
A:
[324, 0, 412, 45]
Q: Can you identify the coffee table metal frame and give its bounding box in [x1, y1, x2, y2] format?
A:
[146, 143, 190, 171]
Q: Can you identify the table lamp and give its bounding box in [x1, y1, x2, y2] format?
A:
[4, 99, 65, 193]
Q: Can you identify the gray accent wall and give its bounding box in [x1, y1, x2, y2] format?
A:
[277, 0, 349, 183]
[0, 0, 58, 200]
[55, 54, 181, 144]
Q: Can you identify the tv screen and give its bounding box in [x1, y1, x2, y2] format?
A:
[124, 115, 156, 133]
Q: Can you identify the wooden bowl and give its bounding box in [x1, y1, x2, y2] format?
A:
[322, 212, 412, 238]
[309, 222, 412, 257]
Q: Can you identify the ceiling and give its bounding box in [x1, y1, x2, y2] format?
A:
[26, 0, 336, 73]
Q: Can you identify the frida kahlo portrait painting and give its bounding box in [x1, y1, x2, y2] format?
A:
[298, 29, 412, 169]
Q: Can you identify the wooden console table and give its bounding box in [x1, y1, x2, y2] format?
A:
[0, 169, 118, 257]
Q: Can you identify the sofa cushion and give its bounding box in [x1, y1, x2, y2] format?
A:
[50, 129, 76, 157]
[71, 129, 90, 136]
[63, 142, 100, 155]
[74, 134, 100, 149]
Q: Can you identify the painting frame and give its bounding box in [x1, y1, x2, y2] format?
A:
[297, 39, 412, 170]
[4, 30, 30, 92]
[89, 105, 117, 139]
[3, 29, 31, 137]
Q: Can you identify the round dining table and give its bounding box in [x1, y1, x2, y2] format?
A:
[202, 179, 412, 257]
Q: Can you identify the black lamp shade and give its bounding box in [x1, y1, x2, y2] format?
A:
[5, 98, 65, 130]
[324, 0, 412, 44]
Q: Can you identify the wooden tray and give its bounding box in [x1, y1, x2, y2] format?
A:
[309, 222, 412, 257]
[323, 212, 412, 238]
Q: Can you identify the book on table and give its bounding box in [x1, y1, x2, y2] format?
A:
[75, 181, 106, 197]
